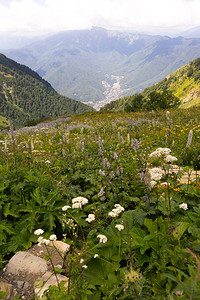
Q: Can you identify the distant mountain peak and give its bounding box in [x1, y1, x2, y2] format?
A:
[2, 28, 200, 108]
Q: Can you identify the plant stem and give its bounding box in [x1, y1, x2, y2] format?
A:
[45, 244, 60, 290]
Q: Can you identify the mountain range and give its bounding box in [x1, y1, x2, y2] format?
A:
[3, 27, 200, 110]
[0, 54, 94, 128]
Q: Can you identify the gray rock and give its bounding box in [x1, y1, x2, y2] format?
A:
[35, 271, 68, 297]
[0, 280, 17, 300]
[5, 251, 48, 276]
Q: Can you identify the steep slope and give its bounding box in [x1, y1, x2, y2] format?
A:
[0, 54, 95, 128]
[101, 57, 200, 111]
[3, 27, 200, 109]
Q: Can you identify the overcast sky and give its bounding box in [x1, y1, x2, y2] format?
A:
[0, 0, 200, 36]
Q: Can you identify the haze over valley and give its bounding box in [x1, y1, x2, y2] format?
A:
[2, 27, 200, 109]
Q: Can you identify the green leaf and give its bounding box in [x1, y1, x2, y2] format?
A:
[3, 202, 19, 218]
[84, 259, 117, 285]
[172, 222, 189, 240]
[144, 218, 157, 234]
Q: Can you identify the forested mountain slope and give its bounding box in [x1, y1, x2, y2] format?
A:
[0, 54, 94, 128]
[101, 57, 200, 112]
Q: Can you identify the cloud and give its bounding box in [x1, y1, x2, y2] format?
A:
[0, 0, 200, 36]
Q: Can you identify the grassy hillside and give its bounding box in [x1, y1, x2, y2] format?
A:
[0, 54, 95, 128]
[102, 57, 200, 111]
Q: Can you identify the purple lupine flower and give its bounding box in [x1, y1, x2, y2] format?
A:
[139, 172, 145, 182]
[81, 141, 84, 151]
[110, 171, 115, 179]
[113, 152, 118, 160]
[99, 169, 105, 176]
[186, 130, 193, 149]
[116, 167, 120, 176]
[98, 188, 105, 197]
[106, 162, 111, 169]
[120, 167, 124, 174]
[102, 158, 108, 165]
[62, 149, 66, 156]
[133, 138, 139, 150]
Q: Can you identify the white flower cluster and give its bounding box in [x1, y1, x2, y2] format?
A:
[49, 234, 57, 241]
[62, 205, 71, 211]
[34, 229, 44, 236]
[34, 229, 58, 246]
[149, 148, 171, 159]
[149, 148, 177, 164]
[86, 214, 95, 223]
[115, 224, 124, 231]
[34, 229, 70, 251]
[165, 155, 178, 163]
[72, 197, 88, 209]
[179, 203, 188, 211]
[108, 204, 125, 218]
[149, 167, 163, 181]
[97, 234, 108, 243]
[37, 236, 50, 246]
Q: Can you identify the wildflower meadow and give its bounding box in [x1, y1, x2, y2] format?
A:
[0, 107, 200, 299]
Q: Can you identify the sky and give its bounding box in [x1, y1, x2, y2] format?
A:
[0, 0, 200, 37]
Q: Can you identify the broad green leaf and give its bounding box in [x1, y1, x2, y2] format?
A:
[144, 218, 157, 234]
[172, 222, 189, 240]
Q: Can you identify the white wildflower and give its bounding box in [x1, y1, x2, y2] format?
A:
[34, 229, 44, 236]
[72, 202, 82, 209]
[65, 244, 70, 252]
[37, 236, 44, 246]
[149, 167, 163, 181]
[62, 205, 71, 211]
[150, 181, 157, 188]
[49, 234, 57, 241]
[82, 265, 88, 269]
[97, 234, 108, 243]
[80, 259, 84, 264]
[94, 254, 99, 258]
[86, 214, 95, 223]
[37, 236, 50, 246]
[108, 211, 118, 218]
[149, 148, 171, 159]
[166, 111, 170, 121]
[165, 155, 178, 163]
[72, 196, 88, 205]
[179, 203, 188, 211]
[42, 239, 50, 245]
[115, 224, 124, 231]
[108, 204, 124, 218]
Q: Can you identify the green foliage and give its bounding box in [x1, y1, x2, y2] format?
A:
[0, 109, 200, 299]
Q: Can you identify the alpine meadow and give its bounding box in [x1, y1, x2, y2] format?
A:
[0, 27, 200, 299]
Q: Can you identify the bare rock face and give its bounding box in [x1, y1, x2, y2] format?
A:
[4, 251, 48, 276]
[0, 242, 69, 299]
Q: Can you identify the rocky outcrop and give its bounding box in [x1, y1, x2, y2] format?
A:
[0, 241, 68, 299]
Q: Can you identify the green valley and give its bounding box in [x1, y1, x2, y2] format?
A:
[101, 57, 200, 112]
